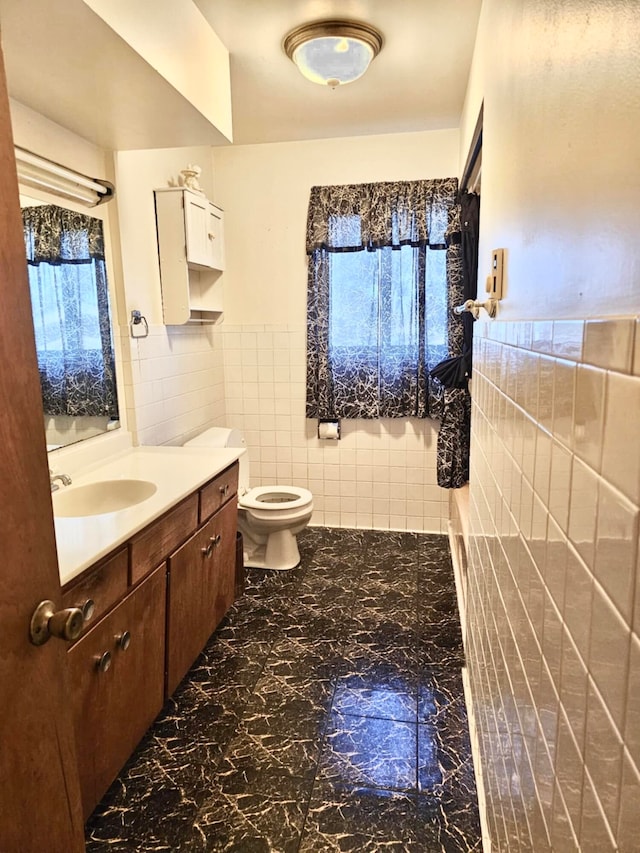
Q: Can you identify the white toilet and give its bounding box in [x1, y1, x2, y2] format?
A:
[184, 427, 313, 571]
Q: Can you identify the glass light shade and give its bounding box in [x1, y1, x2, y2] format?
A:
[293, 36, 374, 87]
[284, 20, 383, 88]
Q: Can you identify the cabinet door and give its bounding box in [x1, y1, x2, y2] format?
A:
[68, 565, 167, 819]
[184, 192, 212, 268]
[207, 203, 225, 271]
[166, 499, 237, 695]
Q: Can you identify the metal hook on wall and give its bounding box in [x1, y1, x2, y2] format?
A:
[454, 298, 498, 320]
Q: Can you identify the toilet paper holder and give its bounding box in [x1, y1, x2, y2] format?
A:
[318, 419, 341, 440]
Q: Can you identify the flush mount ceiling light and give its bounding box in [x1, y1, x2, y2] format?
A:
[283, 19, 383, 88]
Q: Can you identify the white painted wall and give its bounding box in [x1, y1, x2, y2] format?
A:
[214, 129, 460, 326]
[81, 0, 232, 141]
[462, 0, 640, 322]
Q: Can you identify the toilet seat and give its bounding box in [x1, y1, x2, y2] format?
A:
[239, 485, 312, 511]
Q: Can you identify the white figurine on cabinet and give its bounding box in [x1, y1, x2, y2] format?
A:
[179, 164, 203, 193]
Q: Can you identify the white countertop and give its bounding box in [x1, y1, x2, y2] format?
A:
[54, 446, 243, 586]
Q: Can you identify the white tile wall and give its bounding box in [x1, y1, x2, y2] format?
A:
[220, 323, 449, 533]
[466, 316, 640, 851]
[123, 322, 227, 446]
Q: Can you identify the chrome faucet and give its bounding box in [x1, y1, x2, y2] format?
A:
[50, 469, 72, 492]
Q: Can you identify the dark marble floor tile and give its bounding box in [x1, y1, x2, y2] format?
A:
[86, 782, 202, 853]
[418, 721, 477, 798]
[337, 642, 420, 694]
[264, 636, 344, 684]
[297, 558, 362, 587]
[193, 774, 312, 853]
[332, 682, 417, 722]
[416, 792, 483, 852]
[293, 582, 356, 614]
[418, 640, 466, 669]
[215, 600, 285, 645]
[351, 584, 417, 617]
[220, 724, 324, 782]
[363, 529, 422, 555]
[318, 710, 417, 791]
[304, 527, 369, 567]
[299, 782, 425, 853]
[359, 548, 420, 575]
[418, 667, 466, 724]
[283, 602, 348, 643]
[343, 613, 419, 653]
[241, 674, 334, 740]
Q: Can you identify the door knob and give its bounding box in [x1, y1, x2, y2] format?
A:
[29, 600, 85, 646]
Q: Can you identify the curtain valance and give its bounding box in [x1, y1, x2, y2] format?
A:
[306, 177, 459, 253]
[23, 205, 105, 266]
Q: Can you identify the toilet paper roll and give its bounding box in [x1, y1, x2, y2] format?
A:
[318, 421, 340, 440]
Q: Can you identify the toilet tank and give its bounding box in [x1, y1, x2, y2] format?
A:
[184, 427, 249, 491]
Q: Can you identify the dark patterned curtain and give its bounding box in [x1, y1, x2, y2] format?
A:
[306, 178, 462, 425]
[432, 191, 479, 488]
[22, 205, 118, 418]
[306, 179, 469, 486]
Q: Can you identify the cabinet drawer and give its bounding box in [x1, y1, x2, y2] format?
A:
[200, 462, 238, 522]
[62, 548, 128, 633]
[130, 494, 198, 585]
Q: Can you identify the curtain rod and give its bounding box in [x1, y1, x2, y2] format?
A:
[14, 146, 114, 207]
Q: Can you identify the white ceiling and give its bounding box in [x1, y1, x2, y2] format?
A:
[195, 0, 482, 145]
[0, 0, 481, 150]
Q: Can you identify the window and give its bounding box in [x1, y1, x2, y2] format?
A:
[305, 179, 460, 420]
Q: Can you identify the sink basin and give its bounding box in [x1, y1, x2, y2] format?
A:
[53, 479, 157, 517]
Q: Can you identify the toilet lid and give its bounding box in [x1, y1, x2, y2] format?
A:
[239, 485, 313, 511]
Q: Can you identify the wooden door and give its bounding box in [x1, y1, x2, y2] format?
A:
[0, 42, 85, 853]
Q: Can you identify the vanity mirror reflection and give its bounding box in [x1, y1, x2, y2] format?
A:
[19, 192, 121, 450]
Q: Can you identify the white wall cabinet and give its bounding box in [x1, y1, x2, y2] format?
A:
[154, 187, 225, 324]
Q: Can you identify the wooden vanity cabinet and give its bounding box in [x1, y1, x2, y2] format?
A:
[63, 461, 239, 819]
[166, 497, 237, 695]
[68, 564, 166, 819]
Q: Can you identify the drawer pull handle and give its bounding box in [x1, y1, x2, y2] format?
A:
[116, 631, 131, 652]
[95, 651, 112, 673]
[208, 232, 216, 240]
[80, 599, 96, 622]
[202, 534, 221, 558]
[219, 483, 229, 496]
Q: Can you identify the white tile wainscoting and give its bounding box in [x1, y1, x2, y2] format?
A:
[466, 316, 640, 852]
[220, 324, 450, 534]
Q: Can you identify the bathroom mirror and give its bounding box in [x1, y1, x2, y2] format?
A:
[20, 193, 120, 450]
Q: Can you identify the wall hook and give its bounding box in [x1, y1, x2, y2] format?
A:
[454, 298, 498, 320]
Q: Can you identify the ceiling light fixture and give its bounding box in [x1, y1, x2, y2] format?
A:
[283, 19, 383, 89]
